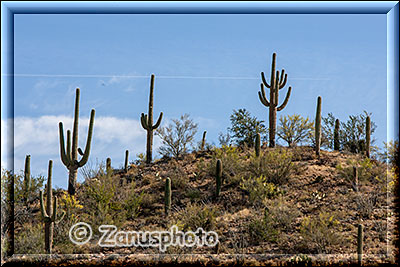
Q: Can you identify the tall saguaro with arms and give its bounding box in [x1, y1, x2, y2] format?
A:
[258, 53, 292, 148]
[59, 88, 95, 195]
[141, 74, 163, 164]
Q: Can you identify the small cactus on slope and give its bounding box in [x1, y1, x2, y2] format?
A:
[140, 74, 163, 164]
[258, 52, 292, 148]
[106, 157, 112, 174]
[201, 131, 207, 151]
[357, 224, 363, 265]
[366, 116, 371, 158]
[255, 133, 261, 157]
[23, 155, 31, 205]
[334, 119, 340, 151]
[315, 96, 322, 156]
[124, 150, 129, 172]
[59, 88, 95, 195]
[40, 160, 65, 253]
[216, 160, 222, 197]
[165, 178, 171, 216]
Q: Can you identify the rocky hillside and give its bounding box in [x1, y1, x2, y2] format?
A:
[8, 146, 397, 266]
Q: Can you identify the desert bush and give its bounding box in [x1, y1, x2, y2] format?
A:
[355, 190, 381, 219]
[247, 149, 295, 185]
[218, 132, 231, 146]
[277, 114, 314, 147]
[166, 164, 188, 190]
[15, 223, 45, 254]
[123, 182, 144, 220]
[336, 157, 387, 187]
[198, 145, 244, 185]
[321, 112, 377, 154]
[156, 114, 198, 158]
[228, 108, 267, 148]
[240, 175, 281, 204]
[265, 197, 300, 231]
[247, 209, 279, 245]
[174, 203, 218, 232]
[299, 212, 342, 254]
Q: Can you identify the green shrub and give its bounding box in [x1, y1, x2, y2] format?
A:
[240, 175, 281, 204]
[247, 209, 279, 245]
[247, 149, 295, 185]
[198, 145, 244, 186]
[228, 108, 267, 148]
[124, 182, 144, 220]
[299, 212, 343, 254]
[15, 223, 45, 254]
[174, 203, 218, 231]
[265, 197, 300, 231]
[277, 114, 314, 147]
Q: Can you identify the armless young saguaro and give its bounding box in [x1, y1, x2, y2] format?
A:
[258, 53, 292, 148]
[141, 74, 163, 164]
[59, 88, 95, 195]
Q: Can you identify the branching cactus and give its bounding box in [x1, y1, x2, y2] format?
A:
[366, 116, 371, 158]
[216, 159, 222, 197]
[124, 150, 129, 172]
[59, 88, 95, 195]
[23, 155, 31, 204]
[259, 53, 292, 148]
[255, 133, 261, 157]
[334, 119, 340, 151]
[40, 160, 65, 253]
[201, 131, 207, 151]
[141, 74, 163, 164]
[165, 178, 171, 216]
[315, 96, 322, 156]
[357, 224, 363, 265]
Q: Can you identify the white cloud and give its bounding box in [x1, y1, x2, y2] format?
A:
[1, 115, 154, 188]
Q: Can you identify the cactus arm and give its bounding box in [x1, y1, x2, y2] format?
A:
[140, 113, 149, 130]
[72, 88, 80, 162]
[152, 112, 163, 129]
[66, 130, 72, 163]
[39, 190, 49, 219]
[258, 84, 270, 107]
[277, 87, 292, 111]
[78, 148, 84, 156]
[78, 109, 95, 167]
[260, 72, 271, 88]
[59, 122, 70, 167]
[279, 70, 287, 89]
[274, 71, 280, 104]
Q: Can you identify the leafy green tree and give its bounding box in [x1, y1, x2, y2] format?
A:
[277, 114, 314, 147]
[156, 114, 198, 158]
[228, 109, 267, 148]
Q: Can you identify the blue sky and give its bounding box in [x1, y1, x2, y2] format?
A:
[3, 14, 387, 188]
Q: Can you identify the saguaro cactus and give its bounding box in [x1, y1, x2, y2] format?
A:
[59, 88, 95, 195]
[216, 159, 222, 197]
[315, 96, 322, 156]
[40, 160, 65, 253]
[259, 53, 292, 148]
[106, 157, 112, 173]
[23, 155, 31, 204]
[357, 224, 363, 265]
[141, 74, 163, 164]
[334, 119, 340, 151]
[352, 166, 359, 192]
[201, 131, 207, 151]
[165, 178, 171, 215]
[255, 133, 261, 157]
[124, 150, 129, 172]
[366, 116, 371, 158]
